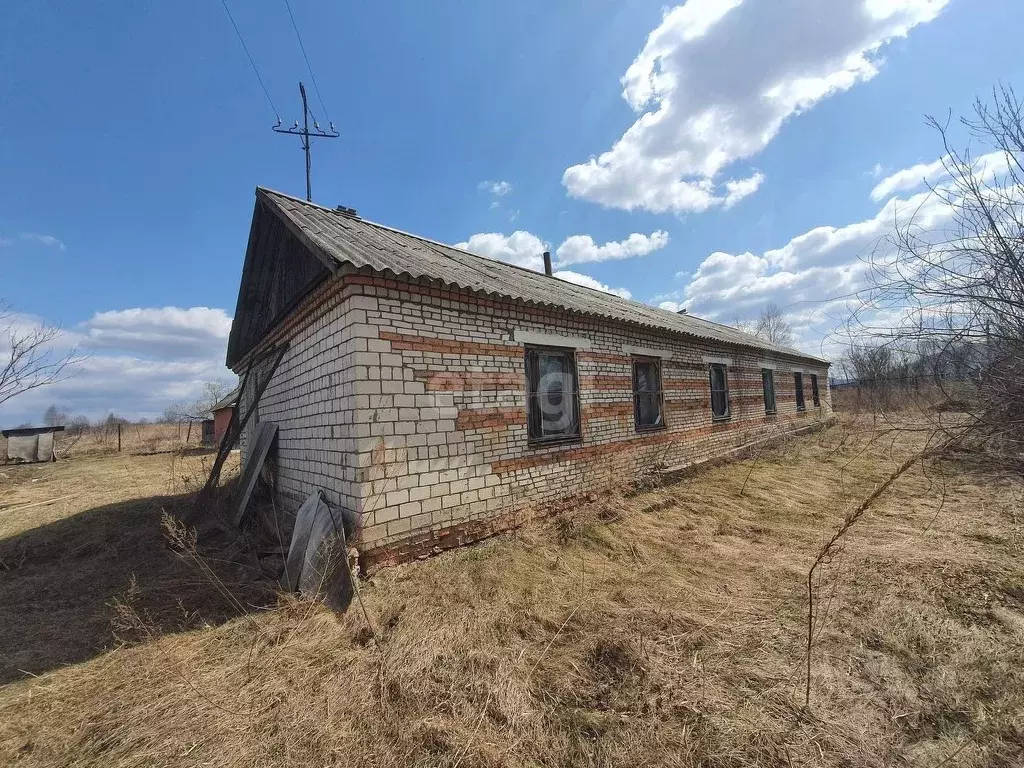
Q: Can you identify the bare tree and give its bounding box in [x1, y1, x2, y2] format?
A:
[846, 84, 1024, 453]
[804, 86, 1024, 710]
[735, 304, 796, 347]
[165, 381, 232, 424]
[0, 302, 78, 408]
[66, 414, 90, 435]
[732, 315, 756, 335]
[842, 343, 915, 382]
[754, 303, 795, 347]
[43, 404, 69, 427]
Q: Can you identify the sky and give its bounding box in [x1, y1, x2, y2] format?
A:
[1, 0, 1022, 425]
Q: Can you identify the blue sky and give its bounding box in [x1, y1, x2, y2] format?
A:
[1, 0, 1021, 424]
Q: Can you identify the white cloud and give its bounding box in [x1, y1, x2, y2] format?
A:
[17, 233, 66, 251]
[0, 306, 234, 425]
[455, 229, 669, 272]
[870, 157, 945, 201]
[454, 231, 548, 271]
[553, 270, 632, 300]
[665, 177, 972, 356]
[870, 149, 1011, 201]
[563, 0, 948, 214]
[679, 186, 959, 318]
[454, 231, 634, 298]
[723, 172, 767, 208]
[478, 180, 513, 197]
[555, 230, 669, 266]
[80, 307, 233, 360]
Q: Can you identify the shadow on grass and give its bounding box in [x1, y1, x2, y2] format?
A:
[0, 490, 274, 685]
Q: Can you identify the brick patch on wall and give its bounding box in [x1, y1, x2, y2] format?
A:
[381, 330, 521, 358]
[359, 504, 537, 570]
[579, 374, 633, 390]
[491, 411, 813, 474]
[416, 371, 524, 391]
[583, 402, 634, 418]
[456, 407, 526, 430]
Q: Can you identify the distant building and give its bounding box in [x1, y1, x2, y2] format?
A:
[210, 387, 240, 446]
[226, 187, 831, 565]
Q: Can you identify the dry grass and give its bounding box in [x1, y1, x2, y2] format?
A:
[0, 416, 1022, 766]
[0, 422, 209, 463]
[829, 383, 957, 415]
[0, 449, 272, 685]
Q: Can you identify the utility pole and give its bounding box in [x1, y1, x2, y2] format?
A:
[272, 81, 339, 202]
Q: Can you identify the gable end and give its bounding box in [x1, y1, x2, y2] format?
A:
[225, 197, 332, 367]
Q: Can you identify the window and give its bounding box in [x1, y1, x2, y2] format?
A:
[709, 363, 730, 420]
[810, 374, 820, 407]
[525, 346, 580, 443]
[794, 372, 805, 411]
[762, 368, 777, 414]
[633, 358, 665, 430]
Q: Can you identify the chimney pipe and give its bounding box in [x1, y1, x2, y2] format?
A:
[543, 251, 552, 276]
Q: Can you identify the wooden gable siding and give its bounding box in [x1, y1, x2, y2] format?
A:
[226, 199, 330, 367]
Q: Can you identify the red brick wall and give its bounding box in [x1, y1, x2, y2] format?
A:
[213, 407, 234, 445]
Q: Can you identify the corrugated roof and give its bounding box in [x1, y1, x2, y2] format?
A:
[211, 386, 240, 412]
[257, 187, 828, 364]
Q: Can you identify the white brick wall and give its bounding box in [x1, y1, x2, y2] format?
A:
[236, 272, 831, 560]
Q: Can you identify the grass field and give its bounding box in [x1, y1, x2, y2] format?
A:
[0, 416, 1021, 766]
[0, 422, 209, 463]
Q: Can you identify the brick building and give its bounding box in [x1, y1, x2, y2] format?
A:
[210, 386, 239, 446]
[227, 188, 831, 564]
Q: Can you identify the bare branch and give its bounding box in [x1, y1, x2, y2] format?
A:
[0, 302, 80, 409]
[837, 85, 1024, 459]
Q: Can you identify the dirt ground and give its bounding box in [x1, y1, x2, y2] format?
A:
[0, 417, 1021, 767]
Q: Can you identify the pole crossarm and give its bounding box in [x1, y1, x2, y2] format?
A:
[272, 127, 339, 138]
[272, 81, 339, 201]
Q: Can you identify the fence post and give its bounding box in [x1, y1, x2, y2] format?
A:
[117, 423, 122, 453]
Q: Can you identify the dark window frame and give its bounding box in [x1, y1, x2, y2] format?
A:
[810, 373, 821, 407]
[632, 356, 667, 432]
[762, 368, 777, 415]
[524, 345, 582, 446]
[794, 371, 806, 411]
[708, 363, 731, 421]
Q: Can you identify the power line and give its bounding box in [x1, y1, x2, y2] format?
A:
[219, 0, 279, 119]
[282, 0, 331, 125]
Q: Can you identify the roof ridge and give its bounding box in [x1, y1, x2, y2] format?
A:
[253, 187, 828, 364]
[256, 187, 674, 313]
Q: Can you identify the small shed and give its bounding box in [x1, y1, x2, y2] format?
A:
[2, 425, 66, 463]
[211, 387, 240, 446]
[201, 419, 216, 446]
